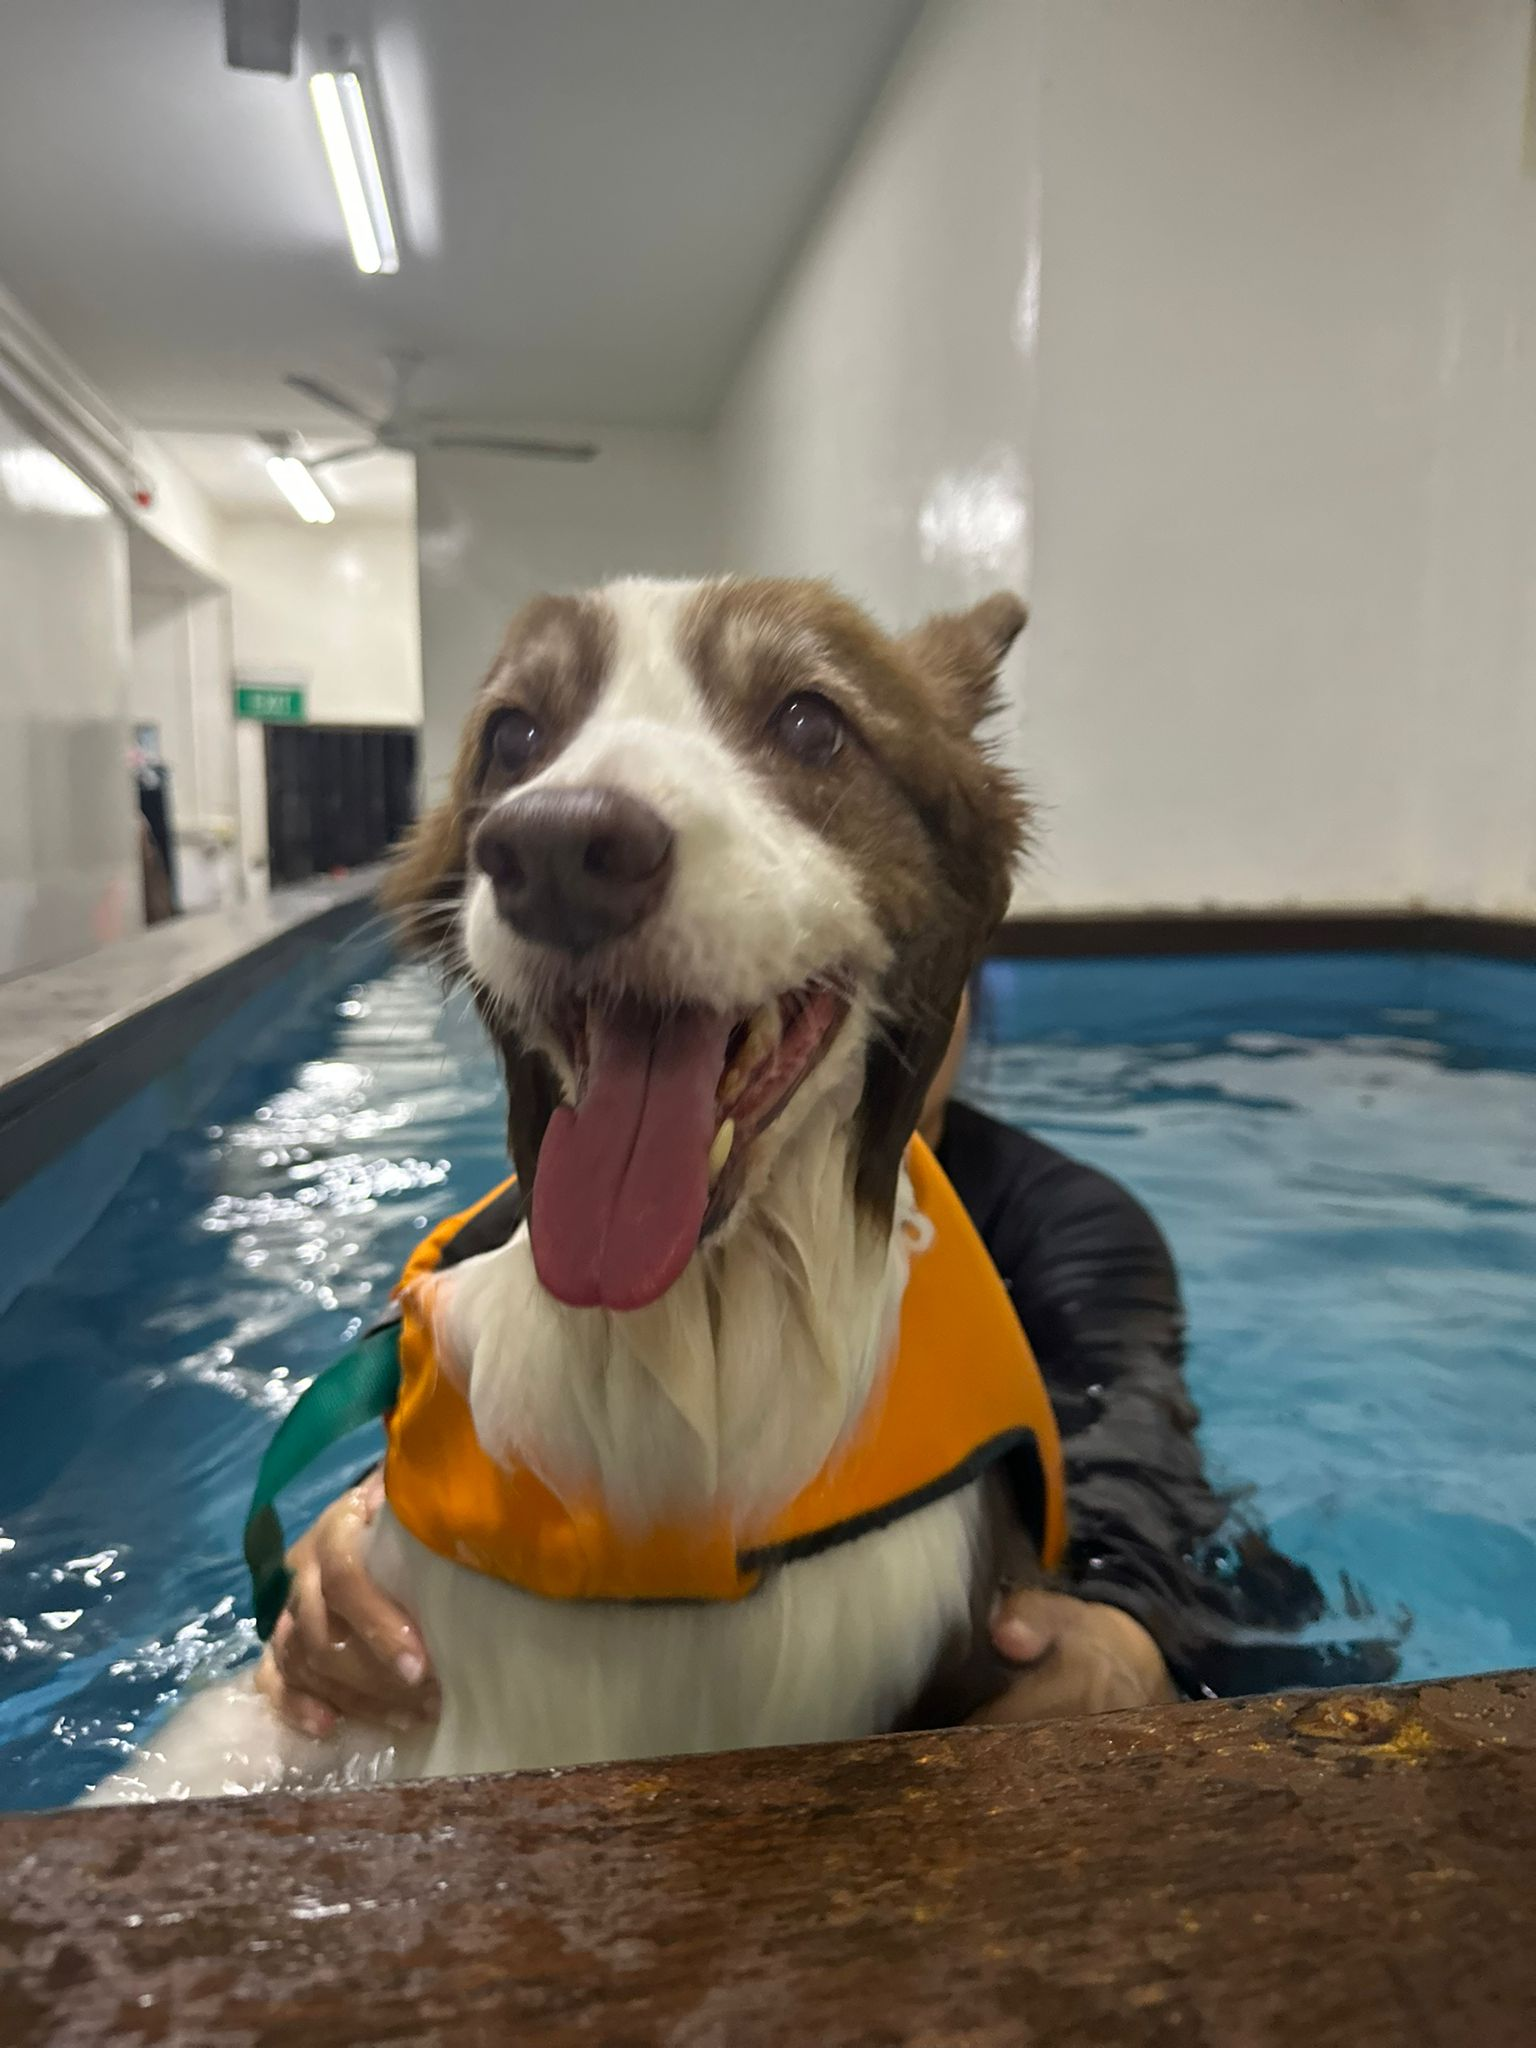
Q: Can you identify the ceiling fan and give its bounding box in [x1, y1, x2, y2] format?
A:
[283, 355, 599, 468]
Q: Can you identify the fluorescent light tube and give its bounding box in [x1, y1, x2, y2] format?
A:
[266, 454, 336, 524]
[309, 70, 399, 277]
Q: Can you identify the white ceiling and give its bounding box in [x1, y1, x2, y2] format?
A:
[157, 430, 416, 516]
[0, 0, 923, 448]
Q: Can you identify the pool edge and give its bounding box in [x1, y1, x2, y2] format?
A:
[0, 882, 387, 1319]
[3, 1667, 1532, 2045]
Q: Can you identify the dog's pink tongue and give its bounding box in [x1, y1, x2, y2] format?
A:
[531, 1004, 731, 1312]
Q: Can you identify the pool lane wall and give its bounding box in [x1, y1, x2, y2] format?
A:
[977, 950, 1536, 1057]
[0, 901, 387, 1322]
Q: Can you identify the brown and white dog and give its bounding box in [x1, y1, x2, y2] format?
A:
[93, 576, 1029, 1800]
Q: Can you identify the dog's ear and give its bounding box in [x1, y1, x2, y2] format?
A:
[378, 798, 470, 957]
[379, 691, 493, 956]
[901, 592, 1027, 731]
[855, 595, 1027, 1222]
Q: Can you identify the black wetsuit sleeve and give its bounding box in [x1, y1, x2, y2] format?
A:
[937, 1099, 1235, 1691]
[936, 1099, 1401, 1697]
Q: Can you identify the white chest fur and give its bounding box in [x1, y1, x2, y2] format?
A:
[366, 1486, 982, 1778]
[84, 1482, 981, 1805]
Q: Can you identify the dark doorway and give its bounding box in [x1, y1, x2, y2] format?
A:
[264, 725, 418, 886]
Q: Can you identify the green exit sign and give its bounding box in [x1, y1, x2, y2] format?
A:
[235, 684, 306, 724]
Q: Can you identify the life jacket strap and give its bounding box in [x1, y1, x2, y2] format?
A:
[242, 1323, 402, 1640]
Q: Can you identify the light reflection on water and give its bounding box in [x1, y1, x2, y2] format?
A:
[0, 964, 507, 1808]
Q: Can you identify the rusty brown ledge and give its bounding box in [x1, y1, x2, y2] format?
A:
[3, 1670, 1534, 2047]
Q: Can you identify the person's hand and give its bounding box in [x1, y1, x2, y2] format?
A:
[968, 1589, 1177, 1724]
[253, 1470, 440, 1738]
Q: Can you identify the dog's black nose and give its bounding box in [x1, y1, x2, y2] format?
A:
[472, 786, 676, 952]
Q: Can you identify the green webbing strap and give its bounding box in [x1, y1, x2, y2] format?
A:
[243, 1323, 403, 1641]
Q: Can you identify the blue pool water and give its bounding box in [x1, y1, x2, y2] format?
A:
[1, 949, 1534, 1809]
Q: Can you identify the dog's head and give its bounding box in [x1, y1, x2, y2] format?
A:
[388, 577, 1026, 1313]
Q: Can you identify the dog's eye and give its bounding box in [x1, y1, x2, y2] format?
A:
[487, 708, 542, 777]
[773, 692, 844, 767]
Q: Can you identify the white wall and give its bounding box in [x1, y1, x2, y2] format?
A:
[722, 0, 1040, 615]
[0, 394, 139, 978]
[416, 430, 719, 795]
[222, 515, 423, 734]
[122, 433, 255, 918]
[1396, 0, 1536, 914]
[128, 566, 241, 913]
[0, 340, 255, 970]
[718, 0, 1536, 916]
[130, 429, 225, 584]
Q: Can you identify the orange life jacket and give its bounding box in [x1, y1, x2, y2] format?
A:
[383, 1135, 1067, 1601]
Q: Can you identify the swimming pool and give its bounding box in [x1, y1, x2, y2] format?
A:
[2, 947, 1533, 1809]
